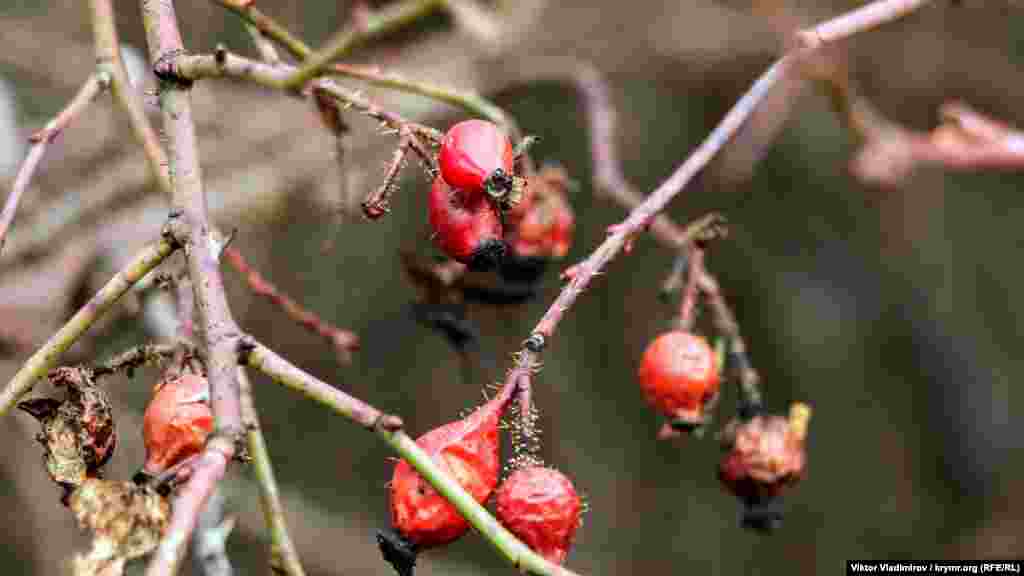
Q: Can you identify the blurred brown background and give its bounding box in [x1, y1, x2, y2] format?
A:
[2, 0, 1023, 574]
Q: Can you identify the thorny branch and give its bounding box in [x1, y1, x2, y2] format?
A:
[211, 0, 514, 129]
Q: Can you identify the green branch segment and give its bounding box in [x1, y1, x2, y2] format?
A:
[0, 237, 177, 416]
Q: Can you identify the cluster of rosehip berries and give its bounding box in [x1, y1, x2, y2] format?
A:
[380, 387, 582, 575]
[429, 119, 574, 271]
[638, 327, 810, 531]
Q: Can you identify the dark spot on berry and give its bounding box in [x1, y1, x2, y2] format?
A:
[467, 238, 506, 272]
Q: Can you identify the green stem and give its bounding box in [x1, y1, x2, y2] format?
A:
[211, 0, 513, 129]
[0, 238, 176, 415]
[238, 368, 306, 576]
[283, 0, 445, 89]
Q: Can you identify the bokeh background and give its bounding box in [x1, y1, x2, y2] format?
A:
[1, 1, 1023, 574]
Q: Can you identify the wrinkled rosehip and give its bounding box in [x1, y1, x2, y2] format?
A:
[637, 331, 720, 427]
[141, 373, 213, 477]
[388, 384, 514, 550]
[428, 176, 505, 270]
[495, 466, 582, 565]
[439, 119, 514, 198]
[511, 191, 574, 259]
[718, 403, 810, 502]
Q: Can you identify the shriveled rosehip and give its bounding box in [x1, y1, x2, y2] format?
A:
[511, 192, 575, 259]
[428, 176, 505, 270]
[141, 373, 213, 477]
[637, 331, 720, 427]
[439, 119, 514, 197]
[18, 367, 117, 502]
[388, 384, 514, 551]
[495, 466, 582, 565]
[718, 402, 810, 503]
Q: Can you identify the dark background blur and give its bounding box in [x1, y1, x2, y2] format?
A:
[1, 1, 1023, 574]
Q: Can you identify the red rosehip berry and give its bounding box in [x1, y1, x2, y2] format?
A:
[637, 331, 720, 427]
[428, 176, 505, 270]
[388, 385, 514, 550]
[141, 373, 213, 477]
[439, 119, 514, 197]
[718, 403, 810, 502]
[495, 466, 582, 565]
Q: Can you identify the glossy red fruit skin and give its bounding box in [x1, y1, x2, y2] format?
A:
[439, 119, 514, 194]
[495, 466, 582, 565]
[637, 331, 720, 424]
[142, 374, 213, 476]
[428, 176, 505, 270]
[389, 392, 508, 549]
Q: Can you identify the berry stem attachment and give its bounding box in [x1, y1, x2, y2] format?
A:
[697, 272, 763, 417]
[674, 245, 704, 331]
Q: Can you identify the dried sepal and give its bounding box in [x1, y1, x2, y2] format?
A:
[69, 479, 170, 576]
[17, 367, 116, 501]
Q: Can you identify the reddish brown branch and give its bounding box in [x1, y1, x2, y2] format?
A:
[223, 247, 359, 364]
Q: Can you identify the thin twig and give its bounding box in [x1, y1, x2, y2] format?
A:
[90, 0, 173, 198]
[237, 367, 306, 576]
[92, 343, 178, 378]
[223, 247, 359, 364]
[794, 0, 934, 49]
[0, 72, 111, 253]
[697, 272, 762, 414]
[0, 237, 176, 415]
[536, 57, 791, 344]
[675, 246, 703, 331]
[331, 63, 512, 128]
[283, 0, 445, 89]
[211, 0, 314, 62]
[242, 341, 582, 576]
[363, 139, 411, 218]
[211, 0, 515, 130]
